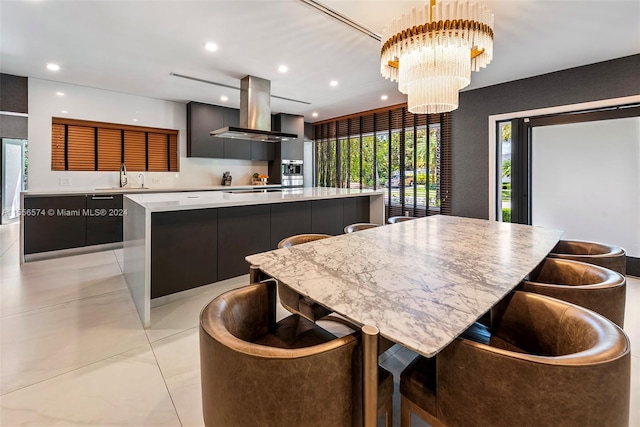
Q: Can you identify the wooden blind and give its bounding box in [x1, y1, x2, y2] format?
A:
[51, 123, 66, 170]
[168, 134, 178, 172]
[124, 130, 146, 171]
[313, 104, 452, 219]
[97, 128, 121, 171]
[67, 125, 95, 171]
[51, 117, 178, 172]
[148, 133, 168, 172]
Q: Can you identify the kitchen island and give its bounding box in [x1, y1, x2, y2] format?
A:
[122, 187, 384, 327]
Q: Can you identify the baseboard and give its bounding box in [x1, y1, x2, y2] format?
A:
[627, 256, 640, 277]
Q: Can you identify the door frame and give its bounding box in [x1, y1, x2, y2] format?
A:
[487, 95, 640, 221]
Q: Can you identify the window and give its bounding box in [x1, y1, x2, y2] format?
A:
[314, 105, 451, 220]
[51, 117, 178, 172]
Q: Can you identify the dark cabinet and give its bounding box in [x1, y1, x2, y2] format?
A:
[86, 194, 123, 246]
[311, 199, 345, 235]
[217, 204, 271, 280]
[187, 101, 224, 158]
[274, 113, 304, 161]
[343, 196, 370, 226]
[222, 107, 251, 159]
[270, 201, 312, 248]
[251, 140, 274, 161]
[23, 196, 87, 254]
[151, 209, 218, 298]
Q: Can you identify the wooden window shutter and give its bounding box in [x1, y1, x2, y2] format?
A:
[52, 123, 66, 170]
[147, 132, 168, 172]
[67, 125, 95, 171]
[97, 128, 122, 171]
[169, 134, 178, 172]
[124, 130, 146, 171]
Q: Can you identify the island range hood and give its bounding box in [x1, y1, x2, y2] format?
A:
[210, 75, 297, 143]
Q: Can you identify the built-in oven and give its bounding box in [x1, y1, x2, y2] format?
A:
[281, 159, 303, 187]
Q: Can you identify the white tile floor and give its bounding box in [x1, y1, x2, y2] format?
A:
[0, 221, 638, 426]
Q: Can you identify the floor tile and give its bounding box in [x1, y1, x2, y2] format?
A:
[146, 275, 248, 343]
[0, 222, 19, 256]
[152, 327, 204, 427]
[1, 290, 148, 394]
[1, 248, 119, 281]
[1, 261, 127, 317]
[631, 355, 639, 427]
[0, 344, 181, 427]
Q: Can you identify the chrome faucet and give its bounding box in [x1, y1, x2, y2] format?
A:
[119, 163, 128, 187]
[138, 173, 145, 188]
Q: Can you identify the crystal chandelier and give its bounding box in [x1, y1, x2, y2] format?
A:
[380, 0, 494, 114]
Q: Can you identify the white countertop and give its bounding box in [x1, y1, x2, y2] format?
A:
[247, 216, 564, 358]
[124, 187, 384, 213]
[22, 184, 282, 197]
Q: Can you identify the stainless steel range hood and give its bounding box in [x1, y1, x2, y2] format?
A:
[211, 75, 297, 143]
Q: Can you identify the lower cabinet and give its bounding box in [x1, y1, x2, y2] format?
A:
[151, 209, 218, 298]
[23, 196, 87, 254]
[217, 204, 271, 281]
[270, 201, 312, 248]
[86, 194, 124, 246]
[311, 199, 345, 235]
[23, 194, 124, 255]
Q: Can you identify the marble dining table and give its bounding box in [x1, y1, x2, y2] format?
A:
[246, 215, 564, 426]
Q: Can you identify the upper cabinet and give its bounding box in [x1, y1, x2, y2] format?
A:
[187, 101, 224, 158]
[187, 101, 273, 161]
[273, 113, 304, 161]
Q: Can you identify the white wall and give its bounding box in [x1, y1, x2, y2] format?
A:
[531, 117, 640, 257]
[27, 78, 267, 191]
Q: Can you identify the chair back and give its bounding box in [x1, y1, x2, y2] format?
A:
[549, 239, 626, 275]
[436, 291, 631, 426]
[522, 258, 626, 326]
[278, 233, 331, 249]
[344, 223, 381, 233]
[200, 281, 358, 427]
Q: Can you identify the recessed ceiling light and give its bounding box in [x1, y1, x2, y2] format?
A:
[56, 92, 64, 96]
[220, 95, 228, 102]
[133, 119, 138, 122]
[61, 110, 68, 114]
[330, 80, 338, 87]
[47, 63, 60, 71]
[278, 65, 288, 73]
[381, 95, 388, 100]
[312, 112, 319, 117]
[204, 42, 218, 52]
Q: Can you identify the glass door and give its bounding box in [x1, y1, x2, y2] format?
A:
[2, 138, 27, 224]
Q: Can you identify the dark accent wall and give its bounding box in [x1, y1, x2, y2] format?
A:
[451, 54, 640, 219]
[0, 73, 28, 139]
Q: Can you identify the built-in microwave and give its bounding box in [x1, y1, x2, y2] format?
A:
[281, 159, 303, 187]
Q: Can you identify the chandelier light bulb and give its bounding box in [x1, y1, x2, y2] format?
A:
[380, 0, 494, 114]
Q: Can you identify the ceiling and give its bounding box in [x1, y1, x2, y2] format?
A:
[1, 0, 638, 123]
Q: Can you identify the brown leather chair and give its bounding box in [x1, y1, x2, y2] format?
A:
[521, 257, 626, 327]
[277, 234, 334, 321]
[388, 216, 415, 224]
[400, 291, 630, 427]
[549, 239, 626, 275]
[344, 223, 381, 233]
[200, 280, 393, 427]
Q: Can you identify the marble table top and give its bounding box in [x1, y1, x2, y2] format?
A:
[246, 215, 564, 357]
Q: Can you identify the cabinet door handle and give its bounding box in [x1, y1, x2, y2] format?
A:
[91, 196, 114, 200]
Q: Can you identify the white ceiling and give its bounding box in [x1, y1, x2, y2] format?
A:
[1, 0, 638, 122]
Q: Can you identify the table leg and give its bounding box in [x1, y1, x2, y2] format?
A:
[249, 265, 261, 283]
[362, 325, 379, 427]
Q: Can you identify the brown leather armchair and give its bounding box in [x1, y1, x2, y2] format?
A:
[344, 223, 382, 233]
[277, 234, 334, 321]
[400, 291, 630, 427]
[200, 280, 393, 427]
[549, 239, 626, 275]
[521, 257, 626, 327]
[387, 216, 415, 224]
